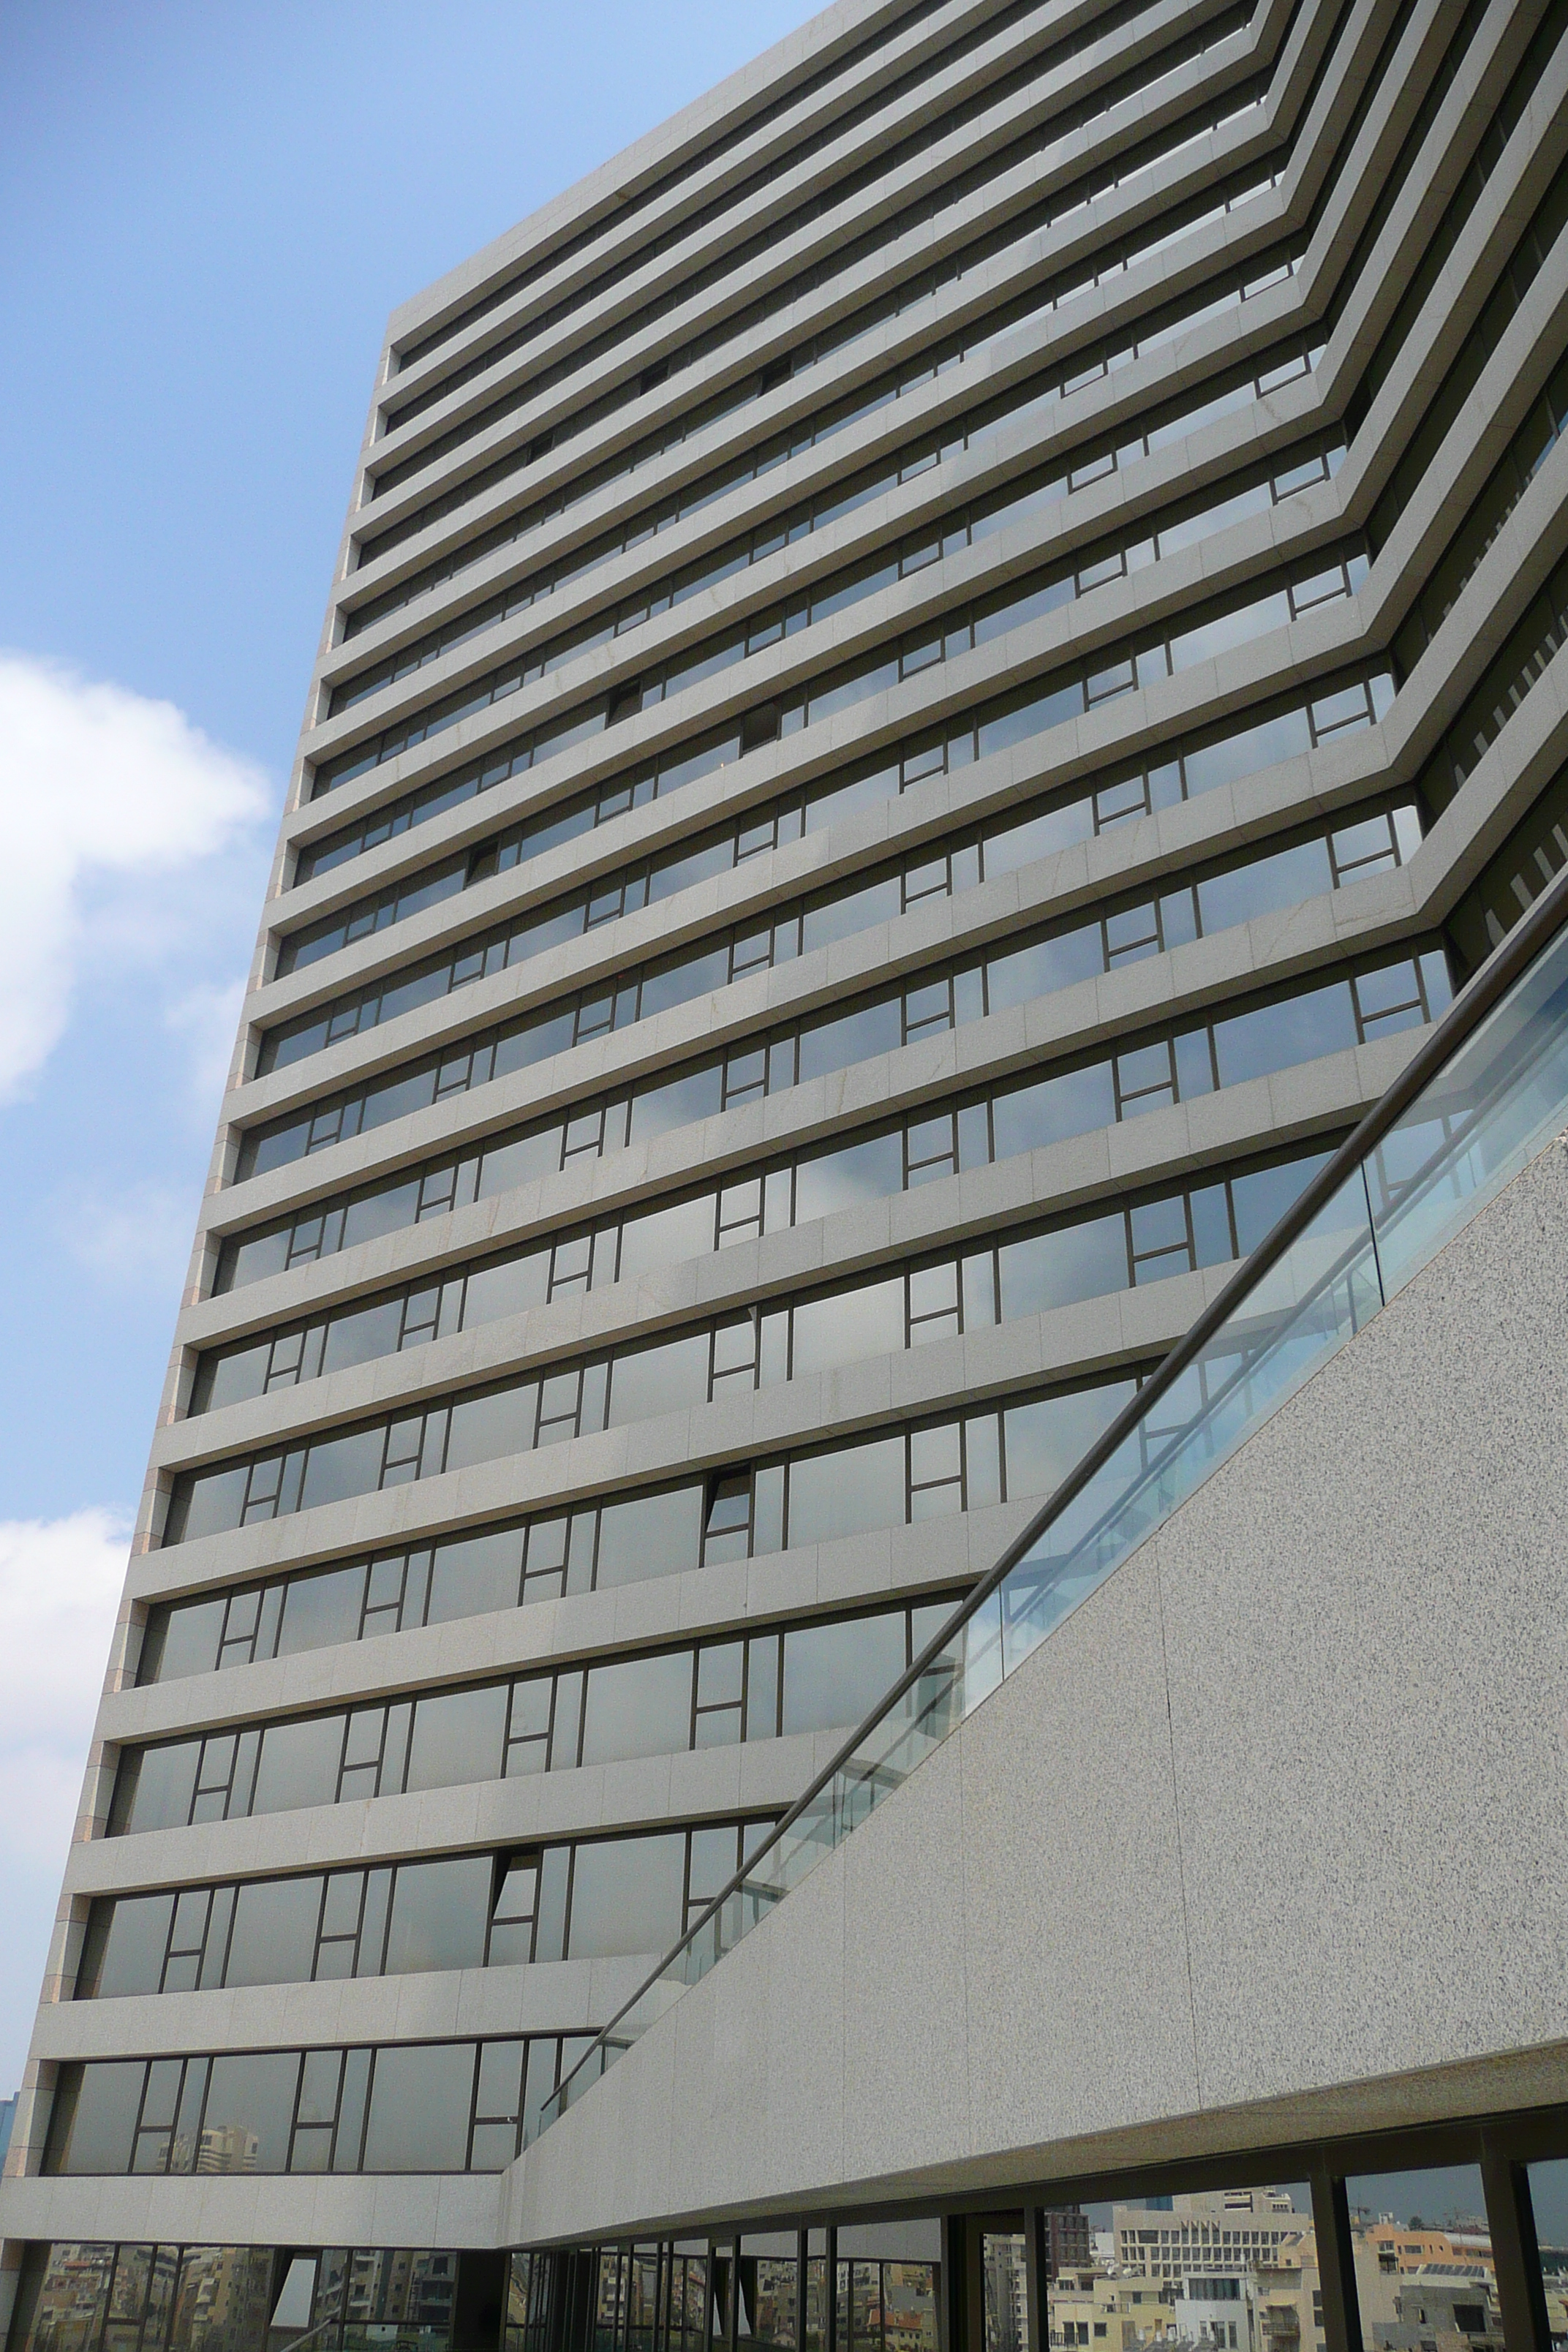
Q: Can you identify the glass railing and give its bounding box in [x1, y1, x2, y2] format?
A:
[531, 860, 1568, 2144]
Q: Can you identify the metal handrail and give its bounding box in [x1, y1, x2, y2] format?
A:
[535, 854, 1568, 2138]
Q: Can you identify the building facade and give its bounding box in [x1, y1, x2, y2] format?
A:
[5, 0, 1568, 2345]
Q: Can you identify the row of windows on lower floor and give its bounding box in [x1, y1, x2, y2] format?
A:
[152, 1362, 1137, 1637]
[167, 1294, 1164, 1539]
[84, 1818, 774, 1997]
[190, 1126, 1332, 1421]
[113, 1590, 953, 1834]
[178, 941, 1448, 1540]
[260, 737, 1400, 1102]
[234, 837, 1438, 1188]
[7, 2234, 937, 2352]
[41, 2031, 618, 2182]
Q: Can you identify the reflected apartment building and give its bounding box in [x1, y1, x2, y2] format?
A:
[5, 0, 1568, 2348]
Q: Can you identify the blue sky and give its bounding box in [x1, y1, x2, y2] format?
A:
[0, 0, 814, 2095]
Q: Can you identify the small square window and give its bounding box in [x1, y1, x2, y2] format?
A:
[1077, 548, 1127, 593]
[723, 1047, 768, 1108]
[1104, 900, 1161, 965]
[1085, 656, 1137, 707]
[905, 1112, 958, 1186]
[703, 1474, 752, 1565]
[908, 1262, 960, 1343]
[549, 1234, 593, 1299]
[1289, 562, 1352, 615]
[562, 1107, 608, 1163]
[1095, 770, 1153, 829]
[710, 1316, 759, 1390]
[904, 979, 954, 1042]
[1115, 1039, 1176, 1116]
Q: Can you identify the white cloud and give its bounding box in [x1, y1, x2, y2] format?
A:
[0, 652, 272, 1103]
[165, 973, 247, 1113]
[60, 1177, 200, 1291]
[0, 1509, 129, 1872]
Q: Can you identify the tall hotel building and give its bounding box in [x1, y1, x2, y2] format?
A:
[7, 2, 1568, 2352]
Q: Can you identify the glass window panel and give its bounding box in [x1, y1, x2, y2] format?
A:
[1527, 2161, 1568, 2326]
[121, 1742, 200, 1834]
[795, 1133, 904, 1221]
[274, 1565, 365, 1656]
[616, 1195, 717, 1283]
[990, 1063, 1116, 1163]
[294, 2050, 342, 2131]
[147, 1598, 226, 1681]
[91, 1893, 175, 1997]
[462, 1250, 551, 1325]
[797, 1000, 902, 1085]
[698, 1642, 745, 1707]
[475, 2038, 525, 2130]
[1188, 1181, 1234, 1269]
[361, 2042, 477, 2173]
[1184, 709, 1311, 796]
[984, 798, 1093, 875]
[201, 2051, 301, 2173]
[298, 1428, 385, 1512]
[566, 1832, 686, 1959]
[320, 1300, 404, 1376]
[424, 1528, 527, 1624]
[382, 1855, 492, 1975]
[985, 925, 1101, 1013]
[1170, 591, 1287, 668]
[1128, 1196, 1188, 1261]
[445, 1383, 537, 1474]
[580, 1651, 695, 1766]
[783, 1613, 907, 1737]
[250, 1715, 344, 1818]
[1003, 1381, 1135, 1505]
[606, 1334, 712, 1430]
[1198, 840, 1333, 934]
[882, 2265, 938, 2352]
[802, 876, 902, 954]
[1212, 982, 1357, 1089]
[104, 2243, 159, 2347]
[1345, 2164, 1493, 2352]
[788, 1436, 905, 1546]
[997, 1218, 1127, 1319]
[785, 1430, 907, 1542]
[640, 946, 731, 1021]
[1230, 1153, 1329, 1257]
[595, 1487, 704, 1588]
[56, 2062, 144, 2173]
[225, 1876, 323, 1989]
[404, 1685, 509, 1793]
[177, 1465, 250, 1543]
[790, 1280, 904, 1377]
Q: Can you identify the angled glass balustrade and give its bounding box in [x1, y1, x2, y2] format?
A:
[532, 861, 1568, 2144]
